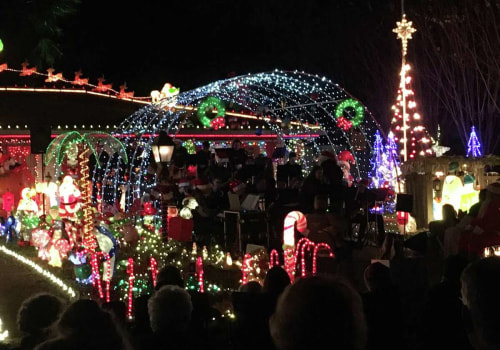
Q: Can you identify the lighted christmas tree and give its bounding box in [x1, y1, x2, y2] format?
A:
[370, 130, 385, 188]
[391, 14, 433, 161]
[385, 131, 402, 192]
[466, 126, 482, 158]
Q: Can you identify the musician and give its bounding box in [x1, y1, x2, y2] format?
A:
[350, 179, 386, 247]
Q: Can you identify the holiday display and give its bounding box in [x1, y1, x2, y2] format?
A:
[197, 96, 226, 129]
[391, 14, 433, 161]
[467, 126, 482, 158]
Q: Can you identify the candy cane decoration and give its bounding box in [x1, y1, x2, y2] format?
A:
[126, 258, 135, 319]
[300, 240, 316, 277]
[283, 211, 307, 248]
[241, 253, 252, 285]
[284, 248, 296, 283]
[150, 257, 158, 288]
[90, 253, 104, 299]
[269, 249, 280, 268]
[312, 243, 335, 275]
[196, 257, 204, 293]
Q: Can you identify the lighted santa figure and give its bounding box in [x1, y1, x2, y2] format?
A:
[58, 175, 81, 219]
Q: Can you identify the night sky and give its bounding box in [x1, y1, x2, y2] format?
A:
[0, 0, 481, 154]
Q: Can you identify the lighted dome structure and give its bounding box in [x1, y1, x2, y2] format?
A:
[94, 70, 382, 208]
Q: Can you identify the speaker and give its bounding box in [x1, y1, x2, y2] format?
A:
[396, 193, 413, 213]
[30, 124, 52, 154]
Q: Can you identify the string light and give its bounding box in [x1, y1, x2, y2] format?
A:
[150, 257, 158, 288]
[126, 258, 135, 319]
[0, 245, 77, 299]
[312, 243, 334, 275]
[196, 256, 205, 293]
[241, 253, 252, 285]
[466, 126, 482, 158]
[269, 249, 279, 268]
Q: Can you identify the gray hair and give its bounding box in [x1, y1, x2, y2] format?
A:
[147, 285, 193, 334]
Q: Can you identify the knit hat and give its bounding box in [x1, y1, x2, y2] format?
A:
[191, 178, 210, 191]
[487, 182, 500, 195]
[317, 150, 337, 165]
[177, 178, 190, 188]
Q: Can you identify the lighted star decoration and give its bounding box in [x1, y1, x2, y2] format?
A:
[393, 14, 416, 57]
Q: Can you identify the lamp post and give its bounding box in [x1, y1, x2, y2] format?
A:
[151, 130, 175, 239]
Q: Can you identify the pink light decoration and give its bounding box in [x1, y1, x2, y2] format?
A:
[294, 237, 312, 264]
[269, 249, 280, 268]
[126, 258, 135, 319]
[196, 256, 204, 293]
[300, 240, 315, 277]
[284, 248, 296, 283]
[312, 243, 335, 275]
[241, 253, 252, 285]
[0, 63, 8, 72]
[283, 211, 307, 248]
[150, 257, 158, 288]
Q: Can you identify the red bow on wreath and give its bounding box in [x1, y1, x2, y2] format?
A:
[337, 116, 353, 131]
[210, 116, 226, 130]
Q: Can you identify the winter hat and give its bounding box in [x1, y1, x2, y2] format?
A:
[191, 178, 211, 191]
[317, 150, 337, 165]
[177, 178, 190, 188]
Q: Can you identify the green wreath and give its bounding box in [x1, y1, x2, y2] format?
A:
[334, 98, 365, 128]
[197, 96, 226, 127]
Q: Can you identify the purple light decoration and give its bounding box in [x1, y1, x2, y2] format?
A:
[466, 126, 482, 158]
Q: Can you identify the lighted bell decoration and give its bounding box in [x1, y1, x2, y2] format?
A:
[151, 130, 175, 164]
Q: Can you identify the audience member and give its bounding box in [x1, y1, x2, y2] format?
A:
[362, 262, 404, 350]
[415, 254, 472, 350]
[468, 189, 487, 218]
[461, 257, 500, 350]
[35, 299, 131, 350]
[156, 265, 184, 290]
[269, 274, 366, 350]
[14, 293, 63, 350]
[263, 266, 290, 312]
[146, 285, 193, 350]
[299, 165, 325, 213]
[195, 141, 212, 178]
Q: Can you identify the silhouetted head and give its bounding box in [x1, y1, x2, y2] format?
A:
[364, 262, 393, 292]
[156, 265, 184, 290]
[263, 266, 291, 297]
[270, 275, 366, 350]
[17, 293, 63, 335]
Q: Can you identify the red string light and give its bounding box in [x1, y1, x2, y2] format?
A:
[284, 248, 296, 283]
[300, 240, 315, 277]
[150, 257, 158, 288]
[312, 243, 335, 275]
[269, 249, 280, 268]
[126, 258, 135, 319]
[241, 253, 252, 285]
[196, 257, 204, 293]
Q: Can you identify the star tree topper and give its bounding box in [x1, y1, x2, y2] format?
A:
[393, 14, 416, 57]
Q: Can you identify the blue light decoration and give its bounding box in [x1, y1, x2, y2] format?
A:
[92, 70, 383, 210]
[370, 130, 385, 188]
[466, 126, 482, 158]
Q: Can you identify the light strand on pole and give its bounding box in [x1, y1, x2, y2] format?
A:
[312, 243, 334, 275]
